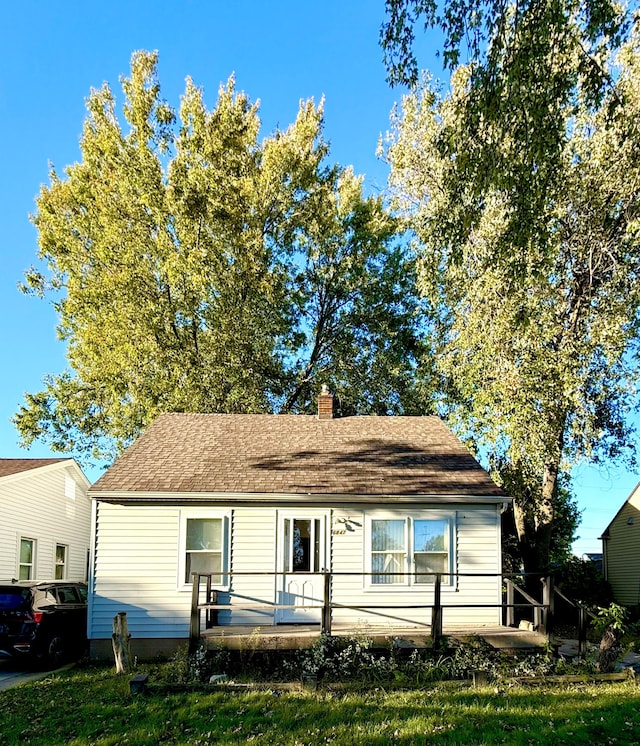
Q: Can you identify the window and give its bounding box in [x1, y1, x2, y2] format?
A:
[55, 544, 68, 580]
[283, 518, 322, 573]
[366, 514, 454, 586]
[19, 538, 36, 580]
[371, 519, 406, 584]
[178, 511, 229, 588]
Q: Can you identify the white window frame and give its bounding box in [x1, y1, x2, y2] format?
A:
[277, 512, 328, 575]
[18, 537, 36, 580]
[55, 543, 68, 580]
[364, 512, 456, 590]
[178, 510, 230, 591]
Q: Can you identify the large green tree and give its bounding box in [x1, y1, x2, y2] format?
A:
[381, 0, 628, 86]
[17, 51, 430, 460]
[383, 28, 640, 574]
[381, 1, 632, 281]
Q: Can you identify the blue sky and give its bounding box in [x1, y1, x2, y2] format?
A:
[0, 0, 636, 555]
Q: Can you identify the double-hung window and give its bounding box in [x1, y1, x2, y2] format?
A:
[55, 544, 68, 580]
[19, 538, 36, 580]
[371, 519, 406, 584]
[413, 519, 449, 583]
[179, 511, 230, 589]
[367, 514, 454, 587]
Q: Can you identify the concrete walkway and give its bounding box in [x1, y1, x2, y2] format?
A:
[555, 639, 640, 672]
[0, 662, 74, 691]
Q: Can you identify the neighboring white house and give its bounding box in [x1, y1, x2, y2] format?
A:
[601, 481, 640, 612]
[0, 458, 91, 582]
[88, 391, 511, 659]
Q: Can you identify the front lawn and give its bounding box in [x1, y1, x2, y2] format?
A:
[1, 664, 639, 745]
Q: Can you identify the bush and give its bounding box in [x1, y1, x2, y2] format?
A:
[156, 634, 588, 686]
[554, 556, 613, 625]
[294, 634, 397, 683]
[164, 643, 231, 684]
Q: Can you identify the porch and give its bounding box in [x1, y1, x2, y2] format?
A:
[189, 571, 568, 653]
[199, 622, 547, 651]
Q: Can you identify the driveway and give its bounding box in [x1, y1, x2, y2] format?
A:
[0, 660, 72, 691]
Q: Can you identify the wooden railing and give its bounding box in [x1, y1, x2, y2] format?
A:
[188, 570, 586, 653]
[553, 585, 597, 657]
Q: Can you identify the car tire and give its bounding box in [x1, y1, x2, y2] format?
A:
[46, 636, 67, 669]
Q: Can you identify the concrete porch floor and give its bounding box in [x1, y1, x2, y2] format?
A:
[200, 623, 547, 651]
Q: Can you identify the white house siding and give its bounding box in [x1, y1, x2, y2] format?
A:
[90, 499, 504, 648]
[90, 503, 186, 642]
[603, 489, 640, 608]
[329, 504, 503, 629]
[226, 508, 277, 625]
[90, 503, 282, 641]
[0, 463, 90, 582]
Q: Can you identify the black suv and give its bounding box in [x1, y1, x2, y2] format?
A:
[0, 581, 88, 668]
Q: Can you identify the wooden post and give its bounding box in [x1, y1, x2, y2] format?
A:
[189, 573, 201, 654]
[112, 611, 132, 675]
[431, 573, 443, 648]
[322, 571, 332, 635]
[578, 605, 587, 658]
[534, 602, 542, 632]
[540, 575, 555, 638]
[205, 574, 212, 628]
[505, 579, 515, 627]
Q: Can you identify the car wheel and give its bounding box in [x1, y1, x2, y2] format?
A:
[46, 636, 67, 669]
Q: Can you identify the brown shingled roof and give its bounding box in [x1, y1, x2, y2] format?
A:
[0, 458, 70, 479]
[90, 414, 504, 499]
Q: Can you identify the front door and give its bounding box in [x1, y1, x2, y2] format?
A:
[276, 513, 327, 623]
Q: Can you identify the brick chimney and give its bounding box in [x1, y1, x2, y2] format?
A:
[317, 384, 334, 420]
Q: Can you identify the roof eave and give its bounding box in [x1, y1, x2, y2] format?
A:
[599, 480, 640, 538]
[89, 489, 511, 507]
[0, 458, 90, 488]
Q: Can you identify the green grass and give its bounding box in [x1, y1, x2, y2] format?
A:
[1, 664, 639, 745]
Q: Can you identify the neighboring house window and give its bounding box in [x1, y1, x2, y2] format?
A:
[55, 544, 68, 580]
[366, 514, 455, 587]
[178, 511, 230, 588]
[19, 538, 36, 580]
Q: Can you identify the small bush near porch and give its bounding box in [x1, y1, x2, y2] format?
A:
[171, 635, 584, 685]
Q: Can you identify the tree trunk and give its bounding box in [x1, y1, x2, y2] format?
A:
[112, 612, 132, 675]
[513, 498, 539, 580]
[534, 459, 559, 564]
[511, 457, 560, 594]
[598, 625, 623, 673]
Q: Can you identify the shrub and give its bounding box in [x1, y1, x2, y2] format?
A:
[164, 643, 230, 684]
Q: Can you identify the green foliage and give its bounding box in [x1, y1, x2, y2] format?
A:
[501, 470, 582, 572]
[226, 633, 564, 685]
[593, 602, 632, 672]
[295, 634, 397, 683]
[165, 643, 230, 684]
[593, 603, 630, 637]
[381, 0, 629, 87]
[383, 22, 640, 573]
[17, 51, 432, 460]
[380, 1, 631, 226]
[554, 557, 612, 610]
[4, 658, 640, 745]
[3, 663, 640, 745]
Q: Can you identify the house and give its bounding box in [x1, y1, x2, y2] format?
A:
[600, 482, 640, 612]
[88, 391, 512, 659]
[0, 459, 91, 582]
